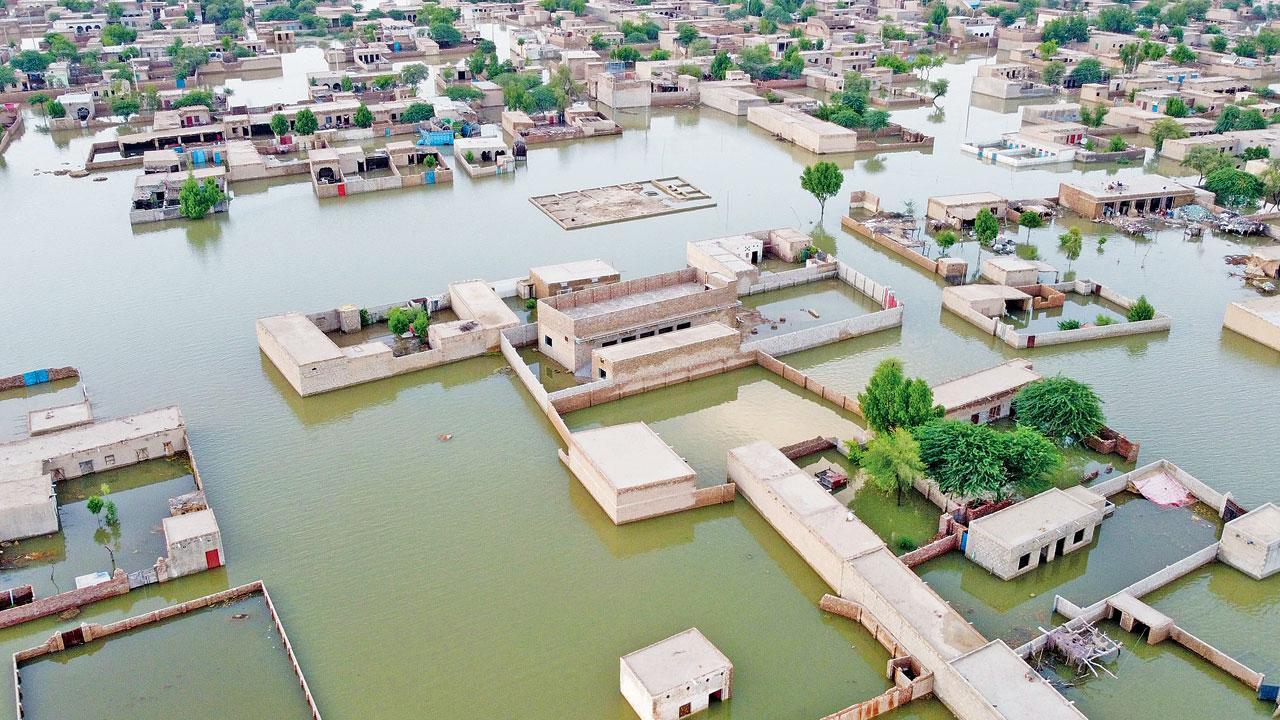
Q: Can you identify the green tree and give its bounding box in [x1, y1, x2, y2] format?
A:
[799, 161, 843, 221]
[1182, 144, 1235, 183]
[109, 95, 140, 116]
[45, 99, 66, 118]
[270, 112, 289, 137]
[172, 90, 214, 109]
[430, 22, 462, 46]
[1210, 34, 1228, 53]
[1018, 210, 1042, 242]
[1038, 40, 1059, 58]
[1258, 158, 1280, 209]
[11, 50, 52, 73]
[1204, 166, 1263, 208]
[0, 65, 15, 90]
[1012, 376, 1105, 443]
[1042, 60, 1067, 86]
[929, 77, 948, 101]
[1164, 96, 1189, 117]
[444, 86, 485, 102]
[101, 22, 137, 45]
[1107, 135, 1127, 152]
[710, 51, 733, 79]
[1215, 104, 1242, 133]
[974, 207, 999, 246]
[934, 229, 957, 256]
[386, 306, 413, 336]
[1068, 57, 1104, 85]
[676, 23, 700, 45]
[1149, 117, 1188, 151]
[914, 421, 1009, 498]
[857, 359, 944, 435]
[354, 103, 374, 128]
[294, 108, 318, 135]
[863, 428, 925, 506]
[1058, 226, 1082, 270]
[928, 0, 948, 30]
[611, 45, 642, 62]
[998, 425, 1060, 492]
[401, 102, 434, 123]
[400, 63, 428, 85]
[1096, 6, 1137, 32]
[178, 175, 226, 219]
[1127, 295, 1156, 322]
[1169, 43, 1197, 64]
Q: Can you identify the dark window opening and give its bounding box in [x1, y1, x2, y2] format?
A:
[599, 368, 607, 379]
[1074, 528, 1085, 544]
[658, 326, 674, 334]
[544, 335, 553, 346]
[676, 321, 692, 330]
[602, 340, 617, 347]
[1018, 553, 1031, 569]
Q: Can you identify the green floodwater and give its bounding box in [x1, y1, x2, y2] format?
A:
[0, 47, 1278, 720]
[18, 594, 315, 720]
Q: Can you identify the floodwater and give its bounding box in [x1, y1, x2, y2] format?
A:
[1, 47, 1278, 720]
[17, 594, 315, 720]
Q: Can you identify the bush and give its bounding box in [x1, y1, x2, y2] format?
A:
[1095, 314, 1116, 326]
[45, 99, 66, 118]
[1057, 319, 1081, 330]
[1127, 295, 1156, 322]
[400, 102, 434, 123]
[444, 86, 485, 102]
[387, 306, 412, 336]
[524, 298, 537, 310]
[858, 359, 943, 434]
[1012, 376, 1105, 443]
[895, 536, 918, 553]
[914, 420, 1059, 499]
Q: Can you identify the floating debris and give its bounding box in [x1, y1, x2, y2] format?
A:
[231, 613, 248, 620]
[437, 433, 453, 442]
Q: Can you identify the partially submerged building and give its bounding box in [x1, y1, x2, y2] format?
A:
[0, 406, 188, 542]
[536, 268, 738, 375]
[1219, 503, 1280, 580]
[1058, 176, 1196, 220]
[745, 104, 858, 154]
[257, 280, 519, 396]
[930, 359, 1040, 424]
[1223, 296, 1280, 352]
[926, 192, 1008, 229]
[308, 142, 451, 198]
[129, 166, 229, 224]
[620, 628, 733, 720]
[963, 486, 1108, 580]
[561, 422, 720, 525]
[524, 259, 620, 299]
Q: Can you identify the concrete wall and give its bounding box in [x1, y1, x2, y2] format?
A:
[1223, 301, 1280, 351]
[0, 569, 130, 631]
[742, 309, 902, 356]
[965, 513, 1100, 580]
[743, 266, 836, 297]
[45, 424, 187, 481]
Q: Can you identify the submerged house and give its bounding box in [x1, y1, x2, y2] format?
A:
[620, 628, 733, 720]
[129, 166, 229, 225]
[308, 142, 452, 198]
[964, 486, 1108, 580]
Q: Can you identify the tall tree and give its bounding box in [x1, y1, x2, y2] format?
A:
[863, 428, 925, 506]
[800, 161, 843, 221]
[857, 359, 944, 434]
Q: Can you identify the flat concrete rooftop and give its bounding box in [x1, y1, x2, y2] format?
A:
[949, 640, 1087, 720]
[948, 284, 1031, 302]
[1228, 296, 1280, 325]
[594, 322, 738, 363]
[622, 628, 731, 696]
[969, 487, 1103, 549]
[1061, 174, 1195, 200]
[257, 313, 344, 365]
[931, 191, 1006, 207]
[529, 259, 618, 285]
[1, 406, 185, 473]
[571, 423, 694, 491]
[558, 281, 707, 321]
[449, 280, 520, 329]
[930, 360, 1040, 413]
[27, 400, 93, 436]
[163, 507, 219, 542]
[1228, 502, 1280, 542]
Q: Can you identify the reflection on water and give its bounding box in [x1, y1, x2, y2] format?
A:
[0, 48, 1276, 720]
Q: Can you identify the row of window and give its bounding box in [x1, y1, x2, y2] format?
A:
[1016, 527, 1087, 569]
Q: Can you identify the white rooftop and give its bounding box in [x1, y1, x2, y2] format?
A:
[969, 487, 1103, 549]
[163, 508, 220, 543]
[571, 423, 695, 491]
[257, 313, 344, 366]
[1228, 502, 1280, 542]
[530, 259, 619, 286]
[931, 360, 1040, 412]
[949, 640, 1088, 720]
[621, 628, 732, 696]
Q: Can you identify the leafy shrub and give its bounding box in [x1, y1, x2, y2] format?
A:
[1012, 376, 1105, 443]
[1127, 295, 1156, 322]
[1057, 319, 1081, 330]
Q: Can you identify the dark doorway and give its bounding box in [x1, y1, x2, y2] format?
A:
[1055, 537, 1066, 559]
[1039, 545, 1050, 564]
[709, 690, 723, 703]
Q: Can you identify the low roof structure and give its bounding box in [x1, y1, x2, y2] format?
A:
[930, 359, 1040, 415]
[621, 628, 732, 698]
[529, 259, 619, 288]
[448, 280, 520, 329]
[571, 423, 694, 492]
[949, 640, 1089, 720]
[255, 313, 344, 366]
[969, 487, 1105, 550]
[594, 323, 739, 364]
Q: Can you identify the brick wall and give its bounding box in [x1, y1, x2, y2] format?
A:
[0, 569, 129, 631]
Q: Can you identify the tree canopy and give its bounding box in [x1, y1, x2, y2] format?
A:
[914, 421, 1058, 499]
[1012, 376, 1105, 443]
[800, 161, 843, 221]
[178, 175, 226, 220]
[857, 358, 944, 435]
[862, 428, 925, 506]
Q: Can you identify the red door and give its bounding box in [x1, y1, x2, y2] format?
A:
[205, 548, 222, 569]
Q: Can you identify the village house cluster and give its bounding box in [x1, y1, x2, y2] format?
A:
[6, 0, 1280, 717]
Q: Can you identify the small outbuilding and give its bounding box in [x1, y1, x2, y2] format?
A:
[1223, 296, 1280, 352]
[562, 422, 701, 525]
[980, 257, 1058, 287]
[526, 259, 620, 298]
[964, 486, 1107, 580]
[1219, 502, 1280, 580]
[930, 359, 1040, 424]
[927, 192, 1008, 228]
[620, 628, 732, 720]
[162, 508, 224, 578]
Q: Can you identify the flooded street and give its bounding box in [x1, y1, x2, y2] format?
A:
[2, 51, 1278, 719]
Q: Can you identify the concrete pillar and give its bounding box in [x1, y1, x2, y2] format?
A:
[338, 304, 362, 333]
